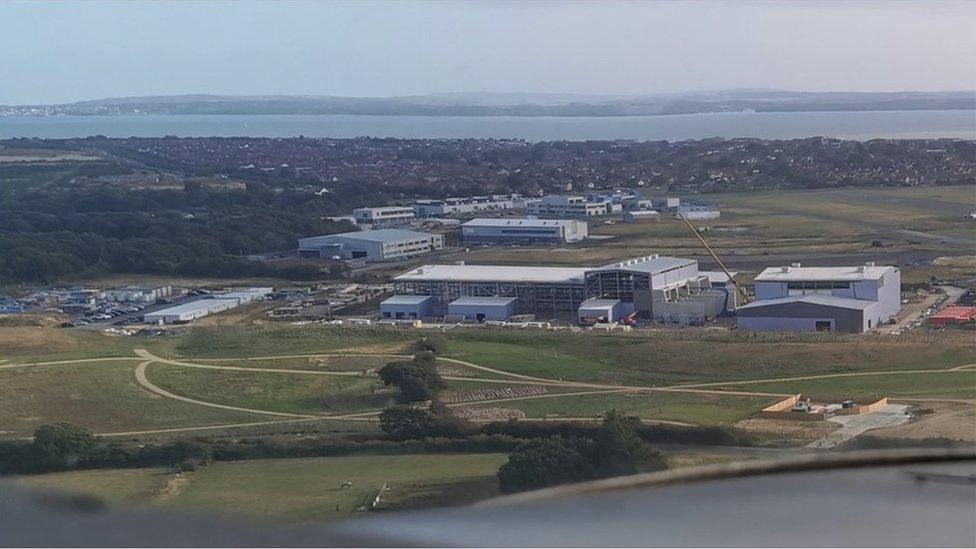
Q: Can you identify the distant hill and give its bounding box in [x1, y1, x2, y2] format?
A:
[2, 90, 973, 117]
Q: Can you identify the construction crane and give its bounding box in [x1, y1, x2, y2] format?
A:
[677, 212, 751, 306]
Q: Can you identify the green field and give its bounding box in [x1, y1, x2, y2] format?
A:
[472, 391, 771, 425]
[0, 361, 259, 437]
[147, 363, 396, 415]
[13, 453, 510, 522]
[443, 330, 974, 387]
[719, 370, 976, 400]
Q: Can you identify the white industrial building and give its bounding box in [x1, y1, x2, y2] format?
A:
[298, 229, 444, 262]
[623, 210, 660, 223]
[413, 195, 518, 218]
[526, 195, 611, 217]
[461, 218, 588, 244]
[676, 206, 720, 220]
[353, 206, 415, 225]
[738, 263, 901, 333]
[102, 285, 172, 303]
[143, 287, 272, 324]
[391, 254, 728, 323]
[652, 197, 681, 210]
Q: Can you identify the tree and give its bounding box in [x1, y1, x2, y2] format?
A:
[378, 355, 446, 403]
[31, 423, 97, 470]
[378, 406, 469, 439]
[497, 437, 595, 493]
[411, 335, 448, 355]
[590, 410, 666, 478]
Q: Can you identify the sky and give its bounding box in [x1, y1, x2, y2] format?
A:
[0, 0, 974, 105]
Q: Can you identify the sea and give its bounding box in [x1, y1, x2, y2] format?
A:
[0, 109, 973, 141]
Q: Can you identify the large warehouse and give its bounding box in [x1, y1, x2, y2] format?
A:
[526, 195, 611, 217]
[461, 218, 588, 244]
[737, 263, 901, 333]
[143, 287, 272, 324]
[390, 254, 728, 323]
[298, 229, 444, 262]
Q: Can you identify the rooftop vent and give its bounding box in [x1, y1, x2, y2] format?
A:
[456, 261, 465, 266]
[865, 261, 875, 267]
[856, 265, 866, 273]
[781, 266, 791, 273]
[416, 268, 424, 275]
[791, 262, 802, 268]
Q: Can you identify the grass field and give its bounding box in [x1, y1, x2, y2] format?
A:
[455, 185, 976, 270]
[12, 453, 510, 522]
[146, 363, 396, 415]
[476, 391, 771, 425]
[443, 330, 974, 387]
[13, 467, 170, 503]
[719, 370, 976, 400]
[0, 362, 258, 437]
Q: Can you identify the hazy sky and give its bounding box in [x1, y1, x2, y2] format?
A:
[1, 0, 974, 104]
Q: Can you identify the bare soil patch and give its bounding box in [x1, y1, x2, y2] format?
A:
[869, 402, 975, 442]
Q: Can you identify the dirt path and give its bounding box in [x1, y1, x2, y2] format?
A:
[134, 358, 316, 419]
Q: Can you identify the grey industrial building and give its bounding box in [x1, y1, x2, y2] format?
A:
[379, 295, 435, 320]
[353, 206, 415, 225]
[448, 297, 517, 321]
[391, 254, 728, 323]
[737, 263, 901, 333]
[298, 229, 444, 262]
[461, 218, 588, 244]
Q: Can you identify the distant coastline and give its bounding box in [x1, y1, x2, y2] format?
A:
[2, 90, 973, 118]
[2, 110, 973, 141]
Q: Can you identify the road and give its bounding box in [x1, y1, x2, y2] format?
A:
[806, 404, 912, 449]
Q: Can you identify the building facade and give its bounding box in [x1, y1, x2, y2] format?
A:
[298, 229, 444, 262]
[353, 206, 415, 225]
[526, 195, 611, 217]
[461, 218, 588, 244]
[391, 254, 728, 323]
[738, 263, 901, 333]
[412, 195, 518, 218]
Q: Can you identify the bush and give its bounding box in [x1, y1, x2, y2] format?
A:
[412, 335, 448, 355]
[497, 437, 595, 493]
[379, 406, 471, 440]
[31, 423, 98, 470]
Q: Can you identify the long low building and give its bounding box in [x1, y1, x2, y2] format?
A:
[391, 254, 727, 323]
[298, 229, 444, 262]
[461, 218, 588, 244]
[738, 263, 900, 333]
[143, 287, 273, 324]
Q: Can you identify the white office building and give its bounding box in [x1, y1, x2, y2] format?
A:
[353, 206, 415, 225]
[526, 195, 611, 217]
[413, 195, 517, 218]
[738, 263, 901, 333]
[298, 229, 444, 262]
[676, 206, 720, 220]
[461, 218, 588, 244]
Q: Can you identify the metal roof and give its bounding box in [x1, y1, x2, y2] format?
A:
[380, 295, 434, 305]
[700, 271, 738, 284]
[144, 298, 240, 316]
[449, 297, 518, 307]
[755, 265, 892, 282]
[579, 298, 621, 309]
[395, 264, 587, 284]
[462, 218, 577, 227]
[593, 255, 696, 275]
[300, 229, 435, 245]
[737, 295, 878, 311]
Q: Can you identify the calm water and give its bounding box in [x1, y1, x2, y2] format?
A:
[1, 110, 973, 141]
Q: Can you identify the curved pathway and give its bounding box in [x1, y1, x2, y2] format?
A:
[4, 347, 973, 437]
